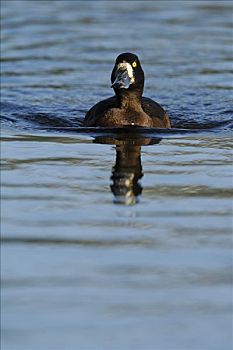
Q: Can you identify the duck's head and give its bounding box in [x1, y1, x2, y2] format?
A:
[111, 53, 144, 96]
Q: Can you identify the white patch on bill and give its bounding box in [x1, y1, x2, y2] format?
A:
[117, 62, 135, 84]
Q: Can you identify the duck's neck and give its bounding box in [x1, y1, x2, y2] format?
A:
[116, 89, 143, 110]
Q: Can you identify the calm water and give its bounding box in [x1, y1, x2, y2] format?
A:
[1, 1, 233, 349]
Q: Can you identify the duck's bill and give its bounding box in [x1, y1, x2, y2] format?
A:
[111, 62, 135, 89]
[111, 69, 131, 89]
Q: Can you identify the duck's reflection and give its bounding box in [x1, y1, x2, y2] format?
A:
[111, 141, 143, 205]
[94, 135, 161, 205]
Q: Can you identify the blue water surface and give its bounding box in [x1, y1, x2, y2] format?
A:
[1, 1, 233, 350]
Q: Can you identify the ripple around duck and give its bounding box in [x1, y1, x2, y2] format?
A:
[1, 103, 232, 141]
[1, 236, 156, 247]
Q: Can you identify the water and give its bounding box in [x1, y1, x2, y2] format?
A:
[1, 1, 233, 349]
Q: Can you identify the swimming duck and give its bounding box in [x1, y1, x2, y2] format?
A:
[84, 52, 171, 128]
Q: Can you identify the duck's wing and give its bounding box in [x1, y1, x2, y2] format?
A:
[84, 96, 117, 126]
[142, 97, 171, 128]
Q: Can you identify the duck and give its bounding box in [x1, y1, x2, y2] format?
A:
[84, 52, 171, 128]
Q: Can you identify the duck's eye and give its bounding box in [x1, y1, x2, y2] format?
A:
[132, 61, 137, 68]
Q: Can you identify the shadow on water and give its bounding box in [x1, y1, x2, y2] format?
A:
[94, 135, 161, 205]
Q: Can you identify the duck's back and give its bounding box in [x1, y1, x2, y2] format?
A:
[84, 96, 170, 128]
[141, 97, 171, 128]
[84, 96, 117, 126]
